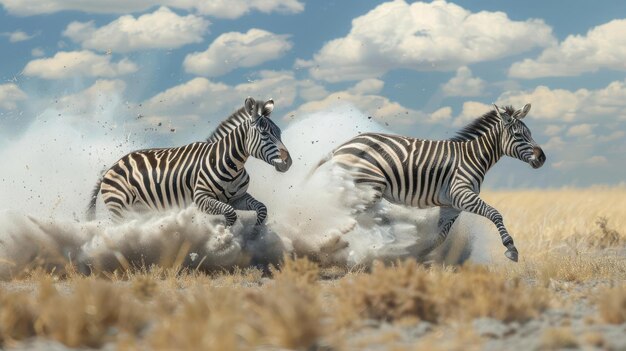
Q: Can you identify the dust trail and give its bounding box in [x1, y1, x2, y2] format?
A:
[0, 103, 500, 279]
[249, 104, 500, 267]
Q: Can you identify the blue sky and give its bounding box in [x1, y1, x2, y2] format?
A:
[0, 0, 625, 188]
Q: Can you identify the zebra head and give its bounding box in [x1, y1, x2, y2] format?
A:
[244, 97, 293, 173]
[494, 103, 546, 169]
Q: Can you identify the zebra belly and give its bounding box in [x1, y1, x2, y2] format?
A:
[382, 189, 444, 209]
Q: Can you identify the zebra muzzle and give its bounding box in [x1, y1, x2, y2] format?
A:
[529, 147, 546, 169]
[273, 149, 292, 172]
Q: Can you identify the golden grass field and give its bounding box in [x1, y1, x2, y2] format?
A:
[0, 188, 625, 350]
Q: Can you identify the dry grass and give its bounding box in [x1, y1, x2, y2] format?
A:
[540, 327, 578, 350]
[481, 187, 626, 256]
[334, 261, 548, 326]
[597, 284, 626, 324]
[0, 188, 624, 349]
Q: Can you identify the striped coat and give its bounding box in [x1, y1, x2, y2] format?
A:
[87, 98, 292, 226]
[312, 104, 546, 261]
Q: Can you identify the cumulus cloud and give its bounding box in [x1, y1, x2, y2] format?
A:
[452, 101, 492, 126]
[286, 79, 448, 125]
[566, 124, 595, 137]
[187, 0, 304, 19]
[184, 29, 292, 77]
[137, 70, 301, 134]
[0, 0, 304, 18]
[543, 136, 566, 151]
[442, 66, 486, 97]
[0, 83, 27, 110]
[598, 131, 624, 143]
[2, 30, 35, 42]
[298, 80, 329, 101]
[296, 0, 554, 82]
[23, 50, 138, 79]
[498, 79, 626, 122]
[347, 78, 385, 95]
[63, 7, 208, 53]
[510, 19, 626, 78]
[31, 47, 44, 57]
[544, 125, 563, 137]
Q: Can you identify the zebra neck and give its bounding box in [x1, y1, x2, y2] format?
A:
[211, 123, 250, 175]
[465, 126, 504, 174]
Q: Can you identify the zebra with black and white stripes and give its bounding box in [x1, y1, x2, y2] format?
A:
[310, 104, 546, 261]
[87, 97, 292, 226]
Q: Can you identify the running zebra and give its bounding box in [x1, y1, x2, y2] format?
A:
[86, 97, 292, 226]
[310, 104, 545, 261]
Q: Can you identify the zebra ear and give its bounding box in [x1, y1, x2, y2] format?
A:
[493, 104, 512, 124]
[515, 103, 531, 120]
[244, 97, 257, 116]
[262, 99, 274, 117]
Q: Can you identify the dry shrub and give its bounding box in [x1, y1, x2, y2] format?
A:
[149, 287, 245, 351]
[583, 332, 605, 348]
[334, 260, 548, 326]
[149, 259, 324, 351]
[589, 217, 622, 248]
[0, 291, 37, 345]
[540, 327, 578, 350]
[0, 278, 148, 348]
[597, 284, 626, 324]
[507, 253, 626, 286]
[271, 255, 320, 286]
[481, 188, 626, 255]
[34, 279, 147, 348]
[244, 281, 323, 349]
[209, 266, 264, 288]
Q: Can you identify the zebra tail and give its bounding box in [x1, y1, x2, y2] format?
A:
[86, 177, 103, 221]
[305, 153, 333, 182]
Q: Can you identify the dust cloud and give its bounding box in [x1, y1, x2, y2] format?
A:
[0, 103, 499, 279]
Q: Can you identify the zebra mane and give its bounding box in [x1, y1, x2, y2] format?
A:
[449, 106, 516, 142]
[206, 105, 254, 143]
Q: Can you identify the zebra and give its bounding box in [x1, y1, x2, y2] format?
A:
[309, 104, 545, 262]
[86, 97, 292, 227]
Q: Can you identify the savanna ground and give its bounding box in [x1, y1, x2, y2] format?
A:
[0, 188, 625, 350]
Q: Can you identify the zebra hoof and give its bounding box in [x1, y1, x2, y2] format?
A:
[504, 247, 518, 262]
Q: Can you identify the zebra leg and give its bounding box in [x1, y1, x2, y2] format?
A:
[230, 193, 268, 225]
[434, 207, 461, 247]
[452, 190, 519, 262]
[194, 193, 238, 226]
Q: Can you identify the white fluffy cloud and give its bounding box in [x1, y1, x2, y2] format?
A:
[184, 29, 292, 77]
[138, 71, 300, 133]
[63, 7, 208, 53]
[566, 124, 595, 137]
[0, 0, 304, 18]
[347, 78, 385, 95]
[286, 79, 449, 125]
[23, 50, 138, 79]
[297, 0, 554, 82]
[185, 0, 304, 19]
[498, 80, 626, 122]
[452, 101, 491, 126]
[3, 30, 35, 42]
[0, 83, 27, 110]
[31, 47, 44, 57]
[442, 66, 486, 97]
[509, 19, 626, 78]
